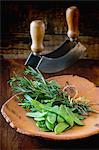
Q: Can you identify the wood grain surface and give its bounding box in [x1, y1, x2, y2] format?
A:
[0, 58, 99, 150]
[1, 1, 99, 60]
[1, 35, 99, 60]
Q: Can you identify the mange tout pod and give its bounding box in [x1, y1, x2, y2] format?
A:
[1, 75, 99, 140]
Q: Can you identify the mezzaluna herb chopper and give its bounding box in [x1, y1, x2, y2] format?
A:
[25, 6, 86, 73]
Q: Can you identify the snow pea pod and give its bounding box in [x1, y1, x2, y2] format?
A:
[34, 117, 45, 121]
[57, 115, 65, 123]
[47, 112, 57, 124]
[44, 105, 73, 126]
[26, 111, 47, 118]
[54, 122, 69, 134]
[45, 120, 54, 131]
[65, 107, 84, 126]
[59, 105, 74, 126]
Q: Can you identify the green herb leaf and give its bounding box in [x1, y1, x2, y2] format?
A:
[24, 94, 33, 101]
[30, 100, 45, 111]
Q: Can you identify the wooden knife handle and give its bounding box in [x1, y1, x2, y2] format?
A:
[66, 6, 80, 40]
[30, 20, 45, 55]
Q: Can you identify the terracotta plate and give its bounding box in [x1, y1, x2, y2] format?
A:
[1, 75, 99, 140]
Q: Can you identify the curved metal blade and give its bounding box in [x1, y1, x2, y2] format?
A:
[37, 42, 86, 73]
[25, 39, 76, 68]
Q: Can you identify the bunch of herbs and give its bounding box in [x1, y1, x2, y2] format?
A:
[8, 66, 94, 134]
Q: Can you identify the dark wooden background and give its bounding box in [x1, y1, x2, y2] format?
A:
[0, 0, 99, 59]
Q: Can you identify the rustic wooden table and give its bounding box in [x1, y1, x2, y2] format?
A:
[0, 58, 99, 150]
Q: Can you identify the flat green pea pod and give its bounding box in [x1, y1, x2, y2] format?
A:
[65, 107, 84, 126]
[26, 111, 47, 118]
[51, 105, 59, 113]
[54, 122, 69, 134]
[75, 113, 85, 120]
[34, 117, 45, 121]
[45, 120, 55, 131]
[44, 105, 59, 114]
[45, 105, 74, 127]
[40, 127, 50, 132]
[47, 112, 57, 124]
[57, 115, 65, 123]
[59, 105, 74, 126]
